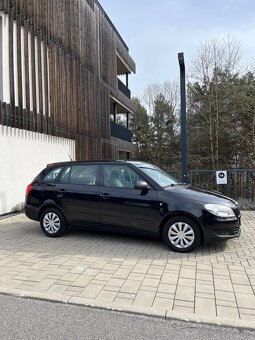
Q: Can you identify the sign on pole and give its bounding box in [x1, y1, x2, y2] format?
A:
[216, 171, 227, 185]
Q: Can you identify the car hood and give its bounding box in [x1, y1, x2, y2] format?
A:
[165, 185, 237, 207]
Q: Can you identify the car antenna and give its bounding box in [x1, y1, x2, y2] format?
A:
[63, 145, 73, 161]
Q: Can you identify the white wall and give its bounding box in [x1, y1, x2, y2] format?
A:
[0, 125, 75, 214]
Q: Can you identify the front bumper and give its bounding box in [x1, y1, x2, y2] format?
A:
[202, 213, 241, 242]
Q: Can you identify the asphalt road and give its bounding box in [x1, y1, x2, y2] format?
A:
[0, 294, 255, 340]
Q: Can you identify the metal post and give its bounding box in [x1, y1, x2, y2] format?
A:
[113, 102, 116, 122]
[126, 72, 129, 88]
[178, 52, 188, 183]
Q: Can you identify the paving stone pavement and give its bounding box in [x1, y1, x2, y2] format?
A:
[0, 212, 255, 328]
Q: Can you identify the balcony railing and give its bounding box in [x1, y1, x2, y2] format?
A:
[111, 121, 132, 142]
[118, 79, 131, 99]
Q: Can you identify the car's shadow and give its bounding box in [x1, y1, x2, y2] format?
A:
[0, 217, 231, 261]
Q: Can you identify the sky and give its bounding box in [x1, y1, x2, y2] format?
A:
[99, 0, 255, 98]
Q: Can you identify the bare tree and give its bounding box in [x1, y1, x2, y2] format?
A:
[143, 81, 179, 125]
[189, 36, 241, 169]
[139, 82, 181, 168]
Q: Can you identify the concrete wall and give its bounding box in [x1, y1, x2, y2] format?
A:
[0, 125, 75, 214]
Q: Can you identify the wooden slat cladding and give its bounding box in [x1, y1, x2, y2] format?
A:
[0, 0, 135, 160]
[99, 9, 116, 89]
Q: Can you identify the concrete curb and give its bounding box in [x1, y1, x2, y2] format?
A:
[1, 288, 255, 331]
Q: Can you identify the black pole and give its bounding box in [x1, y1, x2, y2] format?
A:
[126, 72, 129, 88]
[178, 52, 188, 183]
[113, 102, 117, 122]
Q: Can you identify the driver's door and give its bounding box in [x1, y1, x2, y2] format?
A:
[99, 164, 157, 233]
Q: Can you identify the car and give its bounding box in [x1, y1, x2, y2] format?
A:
[25, 161, 241, 253]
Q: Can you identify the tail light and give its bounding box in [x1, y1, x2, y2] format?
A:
[25, 184, 33, 198]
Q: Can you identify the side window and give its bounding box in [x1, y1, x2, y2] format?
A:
[103, 165, 144, 188]
[69, 165, 98, 186]
[42, 167, 62, 183]
[59, 167, 71, 184]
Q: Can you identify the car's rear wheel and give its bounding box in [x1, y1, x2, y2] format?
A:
[40, 208, 66, 237]
[163, 216, 201, 253]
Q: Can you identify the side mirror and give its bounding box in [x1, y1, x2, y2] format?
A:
[134, 181, 149, 190]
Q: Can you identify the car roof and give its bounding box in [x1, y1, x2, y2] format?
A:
[46, 160, 128, 167]
[46, 160, 157, 170]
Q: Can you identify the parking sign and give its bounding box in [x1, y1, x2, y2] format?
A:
[216, 171, 227, 185]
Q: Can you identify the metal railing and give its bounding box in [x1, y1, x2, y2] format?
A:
[110, 121, 132, 142]
[166, 169, 255, 201]
[117, 79, 131, 99]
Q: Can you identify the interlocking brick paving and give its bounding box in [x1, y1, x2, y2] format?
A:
[0, 212, 255, 326]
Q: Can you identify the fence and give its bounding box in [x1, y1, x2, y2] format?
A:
[167, 169, 255, 201]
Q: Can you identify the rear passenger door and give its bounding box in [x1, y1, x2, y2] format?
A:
[56, 164, 100, 227]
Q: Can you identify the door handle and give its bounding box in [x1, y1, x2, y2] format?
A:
[101, 193, 110, 200]
[45, 183, 56, 187]
[57, 189, 66, 198]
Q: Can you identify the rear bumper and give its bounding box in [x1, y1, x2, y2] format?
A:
[25, 205, 39, 221]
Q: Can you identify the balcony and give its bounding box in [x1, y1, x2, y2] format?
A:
[118, 78, 131, 99]
[111, 121, 132, 142]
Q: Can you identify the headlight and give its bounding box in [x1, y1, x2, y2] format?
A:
[204, 204, 236, 218]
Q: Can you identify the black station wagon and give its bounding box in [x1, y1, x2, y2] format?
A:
[25, 161, 241, 253]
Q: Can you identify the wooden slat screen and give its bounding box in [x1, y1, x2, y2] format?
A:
[0, 0, 135, 160]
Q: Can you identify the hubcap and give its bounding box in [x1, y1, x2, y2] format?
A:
[43, 212, 61, 234]
[168, 222, 195, 249]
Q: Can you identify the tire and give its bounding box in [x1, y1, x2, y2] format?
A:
[40, 208, 66, 238]
[163, 216, 201, 253]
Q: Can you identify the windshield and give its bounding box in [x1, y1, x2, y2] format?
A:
[139, 167, 178, 187]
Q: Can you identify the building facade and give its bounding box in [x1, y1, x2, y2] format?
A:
[0, 0, 136, 160]
[0, 0, 136, 214]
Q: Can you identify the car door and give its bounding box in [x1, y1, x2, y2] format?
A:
[99, 164, 157, 233]
[55, 164, 100, 227]
[39, 166, 64, 205]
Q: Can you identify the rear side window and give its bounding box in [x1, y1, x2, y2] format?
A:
[69, 165, 98, 186]
[59, 167, 71, 184]
[42, 167, 62, 183]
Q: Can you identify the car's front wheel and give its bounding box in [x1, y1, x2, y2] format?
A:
[163, 216, 201, 253]
[40, 208, 66, 237]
